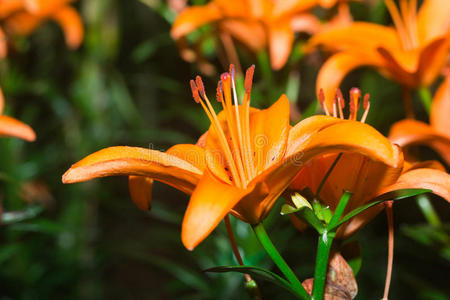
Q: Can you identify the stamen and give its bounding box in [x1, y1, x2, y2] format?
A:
[243, 65, 256, 178]
[408, 0, 418, 48]
[190, 76, 242, 188]
[349, 88, 361, 120]
[336, 89, 344, 119]
[382, 201, 394, 300]
[385, 0, 412, 50]
[216, 82, 223, 103]
[361, 93, 371, 123]
[332, 97, 338, 118]
[190, 80, 200, 103]
[318, 89, 330, 116]
[244, 65, 255, 100]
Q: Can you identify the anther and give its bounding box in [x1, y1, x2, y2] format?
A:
[229, 64, 235, 80]
[245, 65, 255, 95]
[336, 89, 344, 119]
[349, 88, 361, 120]
[216, 82, 224, 102]
[361, 93, 371, 123]
[195, 76, 206, 99]
[318, 88, 329, 116]
[190, 80, 200, 103]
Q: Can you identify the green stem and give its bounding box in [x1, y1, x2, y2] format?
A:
[416, 194, 442, 227]
[312, 191, 352, 300]
[252, 223, 310, 300]
[417, 87, 432, 115]
[311, 231, 334, 300]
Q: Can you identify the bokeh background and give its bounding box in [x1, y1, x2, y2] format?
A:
[0, 0, 449, 299]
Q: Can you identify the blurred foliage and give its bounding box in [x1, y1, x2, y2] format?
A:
[0, 0, 449, 299]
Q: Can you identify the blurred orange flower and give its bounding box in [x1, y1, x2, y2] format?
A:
[389, 76, 450, 165]
[308, 0, 450, 111]
[171, 0, 350, 70]
[62, 65, 399, 250]
[0, 88, 35, 141]
[0, 0, 83, 54]
[290, 88, 450, 238]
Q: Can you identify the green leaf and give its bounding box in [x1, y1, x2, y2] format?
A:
[328, 188, 431, 231]
[204, 265, 299, 297]
[2, 205, 43, 224]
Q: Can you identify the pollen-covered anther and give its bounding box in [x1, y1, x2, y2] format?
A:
[216, 82, 224, 102]
[244, 65, 255, 96]
[349, 87, 361, 120]
[190, 80, 200, 103]
[195, 76, 206, 99]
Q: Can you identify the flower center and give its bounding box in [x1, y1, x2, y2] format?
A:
[190, 65, 257, 188]
[318, 88, 371, 123]
[384, 0, 419, 50]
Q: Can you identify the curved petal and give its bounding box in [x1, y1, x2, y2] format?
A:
[219, 20, 266, 51]
[417, 0, 450, 44]
[166, 144, 207, 172]
[316, 52, 382, 112]
[171, 4, 222, 40]
[389, 119, 450, 165]
[3, 12, 42, 36]
[62, 146, 202, 195]
[128, 176, 153, 210]
[376, 47, 417, 86]
[0, 115, 36, 141]
[0, 0, 22, 18]
[182, 170, 268, 250]
[376, 168, 450, 202]
[417, 37, 450, 86]
[431, 76, 450, 136]
[24, 0, 74, 15]
[51, 5, 83, 49]
[272, 0, 319, 18]
[307, 22, 401, 54]
[268, 20, 294, 70]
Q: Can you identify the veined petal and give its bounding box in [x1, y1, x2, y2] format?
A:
[62, 146, 203, 195]
[249, 94, 290, 171]
[182, 170, 268, 250]
[51, 5, 83, 49]
[171, 4, 222, 40]
[268, 20, 294, 70]
[0, 115, 36, 141]
[376, 168, 450, 202]
[431, 76, 450, 136]
[417, 0, 450, 44]
[316, 52, 381, 112]
[128, 176, 153, 210]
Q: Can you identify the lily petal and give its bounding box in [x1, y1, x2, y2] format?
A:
[268, 20, 294, 70]
[417, 38, 450, 86]
[182, 170, 268, 250]
[219, 20, 266, 51]
[128, 176, 153, 210]
[417, 0, 450, 44]
[0, 27, 7, 59]
[0, 115, 36, 141]
[431, 76, 450, 136]
[62, 146, 202, 195]
[377, 168, 450, 202]
[316, 52, 381, 112]
[389, 119, 450, 165]
[51, 5, 83, 49]
[171, 4, 222, 40]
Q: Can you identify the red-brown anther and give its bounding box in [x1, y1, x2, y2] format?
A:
[349, 88, 361, 120]
[195, 76, 206, 98]
[216, 81, 224, 102]
[190, 80, 200, 103]
[245, 65, 255, 95]
[336, 89, 345, 108]
[318, 88, 325, 107]
[363, 93, 370, 110]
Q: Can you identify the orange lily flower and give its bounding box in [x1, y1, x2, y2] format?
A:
[0, 88, 35, 141]
[62, 65, 401, 250]
[289, 88, 450, 238]
[171, 0, 350, 70]
[308, 0, 450, 111]
[389, 76, 450, 165]
[0, 0, 83, 50]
